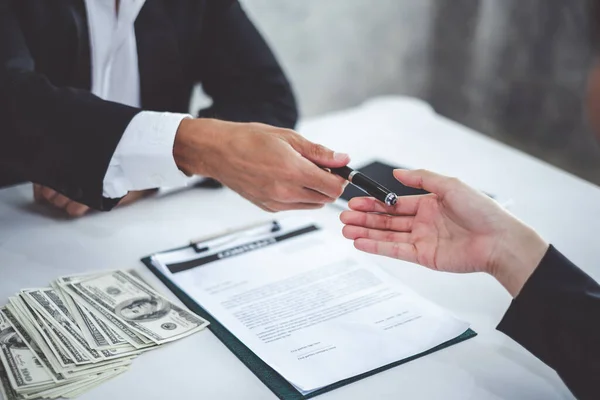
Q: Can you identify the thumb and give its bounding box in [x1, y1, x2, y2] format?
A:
[292, 137, 350, 168]
[393, 169, 458, 195]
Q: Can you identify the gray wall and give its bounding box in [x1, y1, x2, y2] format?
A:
[234, 0, 600, 184]
[241, 0, 433, 116]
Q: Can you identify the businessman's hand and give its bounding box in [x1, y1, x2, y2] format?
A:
[173, 119, 349, 212]
[33, 185, 154, 217]
[340, 169, 548, 297]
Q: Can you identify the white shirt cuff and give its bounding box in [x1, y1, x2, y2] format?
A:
[103, 111, 192, 198]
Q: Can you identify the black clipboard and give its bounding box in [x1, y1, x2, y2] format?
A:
[141, 223, 477, 399]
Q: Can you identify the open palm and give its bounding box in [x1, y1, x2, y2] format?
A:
[340, 169, 514, 274]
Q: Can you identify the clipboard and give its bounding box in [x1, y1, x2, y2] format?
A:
[141, 221, 477, 399]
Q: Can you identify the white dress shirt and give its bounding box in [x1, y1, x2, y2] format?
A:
[84, 0, 191, 198]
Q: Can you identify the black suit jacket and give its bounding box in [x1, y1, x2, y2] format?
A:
[0, 0, 298, 210]
[497, 246, 600, 399]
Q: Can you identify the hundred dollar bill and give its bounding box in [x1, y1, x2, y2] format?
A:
[21, 289, 105, 363]
[42, 290, 135, 362]
[0, 308, 65, 384]
[42, 287, 78, 328]
[50, 282, 129, 350]
[64, 271, 208, 344]
[37, 316, 89, 367]
[0, 310, 53, 394]
[57, 276, 154, 349]
[10, 295, 72, 366]
[52, 287, 111, 351]
[6, 301, 135, 380]
[6, 298, 76, 372]
[79, 303, 129, 348]
[40, 356, 133, 382]
[6, 301, 66, 376]
[19, 299, 87, 371]
[18, 294, 91, 366]
[0, 361, 18, 400]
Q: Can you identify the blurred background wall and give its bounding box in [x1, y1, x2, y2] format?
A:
[199, 0, 600, 185]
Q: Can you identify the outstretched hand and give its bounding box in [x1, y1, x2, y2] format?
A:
[173, 119, 350, 212]
[340, 169, 548, 296]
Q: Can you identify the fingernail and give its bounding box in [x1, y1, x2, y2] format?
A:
[334, 152, 349, 161]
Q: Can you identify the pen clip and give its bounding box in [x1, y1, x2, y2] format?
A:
[190, 220, 281, 253]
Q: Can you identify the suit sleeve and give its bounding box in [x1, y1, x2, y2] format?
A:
[195, 0, 298, 129]
[497, 246, 600, 399]
[0, 1, 141, 210]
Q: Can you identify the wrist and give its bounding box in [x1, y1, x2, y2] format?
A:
[489, 219, 549, 297]
[173, 118, 220, 177]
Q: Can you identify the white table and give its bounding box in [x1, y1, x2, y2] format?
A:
[1, 96, 596, 400]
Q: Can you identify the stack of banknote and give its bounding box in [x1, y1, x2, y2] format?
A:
[0, 270, 209, 399]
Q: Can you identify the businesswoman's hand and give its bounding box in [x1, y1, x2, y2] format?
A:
[340, 169, 548, 296]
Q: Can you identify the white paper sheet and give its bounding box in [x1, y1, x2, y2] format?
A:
[152, 218, 470, 391]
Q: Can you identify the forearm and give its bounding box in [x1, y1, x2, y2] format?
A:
[489, 205, 600, 398]
[172, 118, 219, 177]
[488, 218, 549, 297]
[497, 246, 600, 399]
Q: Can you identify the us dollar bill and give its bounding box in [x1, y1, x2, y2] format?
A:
[5, 300, 68, 376]
[14, 296, 80, 370]
[57, 276, 154, 349]
[64, 271, 208, 344]
[7, 297, 78, 373]
[0, 307, 65, 384]
[0, 269, 207, 398]
[0, 310, 53, 393]
[0, 361, 18, 400]
[77, 299, 130, 349]
[19, 293, 91, 366]
[42, 288, 78, 328]
[14, 298, 115, 376]
[6, 298, 139, 384]
[21, 289, 106, 364]
[50, 282, 127, 350]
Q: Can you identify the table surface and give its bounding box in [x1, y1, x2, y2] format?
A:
[2, 96, 597, 400]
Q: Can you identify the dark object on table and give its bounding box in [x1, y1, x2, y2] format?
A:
[339, 161, 428, 202]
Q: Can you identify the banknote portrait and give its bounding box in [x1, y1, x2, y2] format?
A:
[0, 328, 26, 350]
[115, 297, 170, 322]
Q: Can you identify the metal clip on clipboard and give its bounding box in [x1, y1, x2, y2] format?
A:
[189, 220, 281, 253]
[161, 220, 318, 274]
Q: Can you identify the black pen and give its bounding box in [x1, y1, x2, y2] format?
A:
[330, 166, 398, 206]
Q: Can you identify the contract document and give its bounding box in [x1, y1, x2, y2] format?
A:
[149, 218, 470, 392]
